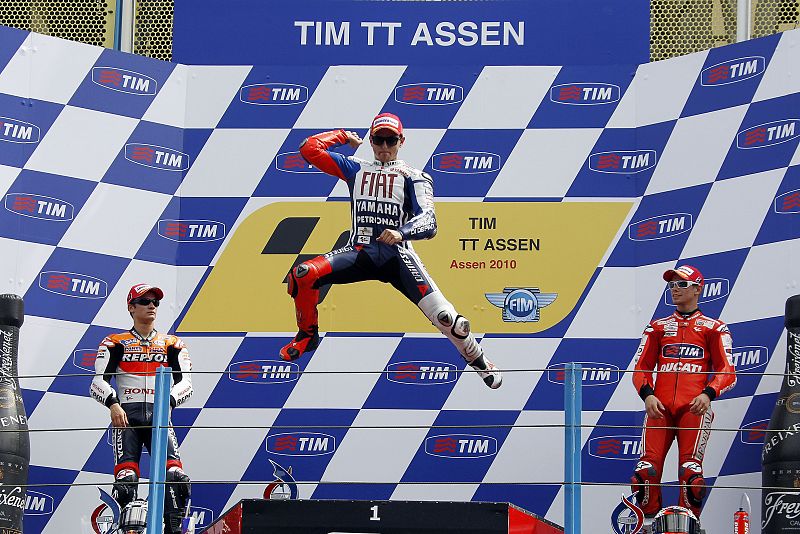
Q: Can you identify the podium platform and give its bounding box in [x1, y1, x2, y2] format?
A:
[202, 499, 564, 533]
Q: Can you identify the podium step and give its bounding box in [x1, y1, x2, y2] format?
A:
[202, 499, 563, 534]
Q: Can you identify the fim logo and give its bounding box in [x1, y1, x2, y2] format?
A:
[485, 287, 557, 323]
[0, 117, 41, 144]
[91, 67, 157, 95]
[240, 83, 309, 105]
[386, 361, 458, 385]
[775, 189, 800, 214]
[23, 490, 54, 516]
[701, 56, 766, 86]
[125, 144, 190, 171]
[425, 434, 498, 459]
[588, 435, 642, 460]
[394, 83, 464, 105]
[546, 362, 621, 386]
[740, 419, 769, 445]
[628, 213, 692, 241]
[431, 151, 501, 174]
[664, 277, 729, 305]
[731, 345, 769, 372]
[275, 151, 322, 173]
[611, 493, 645, 534]
[73, 349, 98, 371]
[550, 83, 621, 105]
[4, 193, 74, 221]
[267, 432, 336, 457]
[227, 360, 300, 384]
[39, 271, 108, 299]
[737, 119, 799, 149]
[589, 150, 657, 174]
[263, 459, 299, 500]
[158, 220, 226, 242]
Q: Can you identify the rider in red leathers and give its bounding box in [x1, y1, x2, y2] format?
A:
[631, 265, 736, 518]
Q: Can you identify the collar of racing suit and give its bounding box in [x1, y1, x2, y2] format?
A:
[372, 159, 404, 167]
[130, 327, 158, 345]
[675, 308, 700, 320]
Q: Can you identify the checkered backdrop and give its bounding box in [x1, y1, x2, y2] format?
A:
[1, 23, 799, 533]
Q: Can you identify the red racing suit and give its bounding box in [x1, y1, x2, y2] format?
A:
[631, 309, 736, 517]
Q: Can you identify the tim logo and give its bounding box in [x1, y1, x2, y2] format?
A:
[701, 56, 766, 86]
[275, 151, 322, 173]
[187, 506, 214, 529]
[227, 360, 300, 384]
[663, 343, 704, 359]
[267, 432, 336, 456]
[774, 189, 800, 214]
[550, 83, 621, 105]
[38, 271, 108, 299]
[386, 361, 458, 385]
[588, 435, 642, 460]
[664, 277, 730, 305]
[158, 220, 226, 242]
[737, 119, 799, 149]
[240, 83, 309, 105]
[424, 434, 498, 459]
[731, 345, 769, 372]
[546, 362, 621, 386]
[0, 117, 40, 143]
[4, 193, 74, 221]
[431, 151, 501, 174]
[739, 419, 769, 444]
[628, 213, 692, 241]
[23, 490, 54, 516]
[394, 83, 464, 105]
[589, 150, 657, 174]
[125, 144, 189, 171]
[91, 67, 157, 95]
[73, 349, 98, 371]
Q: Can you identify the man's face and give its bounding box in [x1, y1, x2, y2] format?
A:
[370, 128, 403, 163]
[128, 290, 160, 322]
[669, 275, 701, 307]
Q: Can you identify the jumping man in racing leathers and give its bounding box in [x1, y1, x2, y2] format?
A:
[631, 265, 736, 518]
[279, 112, 502, 389]
[90, 283, 193, 533]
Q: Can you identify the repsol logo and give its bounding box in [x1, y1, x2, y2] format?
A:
[4, 194, 74, 221]
[121, 354, 167, 363]
[550, 83, 621, 105]
[0, 117, 40, 143]
[267, 432, 336, 456]
[275, 151, 322, 173]
[228, 360, 300, 384]
[430, 151, 501, 174]
[424, 434, 498, 458]
[587, 435, 642, 460]
[701, 56, 765, 86]
[158, 220, 226, 242]
[775, 189, 800, 214]
[23, 490, 54, 515]
[546, 362, 621, 386]
[38, 271, 108, 299]
[394, 83, 464, 105]
[73, 349, 97, 371]
[239, 83, 309, 105]
[731, 345, 769, 372]
[628, 213, 692, 241]
[385, 361, 458, 385]
[125, 144, 189, 171]
[740, 419, 769, 444]
[92, 67, 157, 95]
[664, 277, 730, 305]
[662, 343, 704, 359]
[588, 150, 657, 174]
[737, 119, 799, 149]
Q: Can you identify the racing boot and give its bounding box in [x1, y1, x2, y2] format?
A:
[469, 354, 503, 389]
[280, 326, 320, 361]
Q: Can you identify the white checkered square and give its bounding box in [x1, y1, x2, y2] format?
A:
[41, 471, 107, 534]
[18, 315, 88, 392]
[756, 328, 786, 396]
[0, 236, 54, 296]
[176, 335, 244, 409]
[450, 66, 560, 129]
[753, 29, 800, 103]
[0, 163, 21, 197]
[24, 106, 138, 181]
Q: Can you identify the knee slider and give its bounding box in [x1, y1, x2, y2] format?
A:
[113, 468, 139, 508]
[430, 305, 469, 340]
[680, 461, 706, 506]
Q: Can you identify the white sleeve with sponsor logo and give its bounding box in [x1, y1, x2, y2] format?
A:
[398, 171, 437, 241]
[90, 339, 117, 406]
[170, 343, 193, 407]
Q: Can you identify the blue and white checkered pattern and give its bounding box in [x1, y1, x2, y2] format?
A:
[1, 25, 799, 533]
